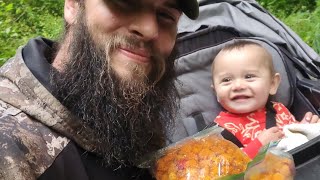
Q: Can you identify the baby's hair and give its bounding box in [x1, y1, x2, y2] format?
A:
[212, 40, 276, 74]
[221, 40, 263, 52]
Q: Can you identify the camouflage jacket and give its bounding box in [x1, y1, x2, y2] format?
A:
[0, 48, 100, 179]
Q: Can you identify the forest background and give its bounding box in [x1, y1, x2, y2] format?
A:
[1, 0, 320, 65]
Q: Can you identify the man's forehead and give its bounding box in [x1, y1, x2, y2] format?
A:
[138, 0, 180, 9]
[163, 0, 180, 10]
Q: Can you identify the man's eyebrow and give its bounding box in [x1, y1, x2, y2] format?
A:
[163, 0, 180, 11]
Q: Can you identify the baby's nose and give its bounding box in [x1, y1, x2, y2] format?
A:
[232, 79, 246, 91]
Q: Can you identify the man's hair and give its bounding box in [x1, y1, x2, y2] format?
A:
[212, 40, 276, 74]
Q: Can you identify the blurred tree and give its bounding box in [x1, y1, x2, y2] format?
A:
[281, 1, 320, 54]
[256, 0, 320, 54]
[0, 0, 64, 65]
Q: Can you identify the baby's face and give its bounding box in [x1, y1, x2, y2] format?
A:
[212, 45, 280, 114]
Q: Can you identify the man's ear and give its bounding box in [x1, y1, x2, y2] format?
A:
[269, 73, 281, 95]
[64, 0, 80, 25]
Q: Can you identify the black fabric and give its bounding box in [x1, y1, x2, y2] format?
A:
[193, 113, 207, 131]
[290, 89, 319, 121]
[278, 45, 316, 78]
[277, 44, 319, 118]
[38, 143, 90, 180]
[291, 136, 320, 180]
[297, 78, 320, 115]
[176, 26, 240, 58]
[38, 143, 154, 180]
[22, 37, 56, 92]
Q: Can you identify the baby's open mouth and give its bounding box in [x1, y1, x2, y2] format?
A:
[232, 95, 250, 100]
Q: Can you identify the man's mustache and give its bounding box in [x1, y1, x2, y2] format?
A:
[104, 34, 166, 84]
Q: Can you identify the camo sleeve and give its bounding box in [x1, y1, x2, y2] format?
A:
[0, 100, 70, 180]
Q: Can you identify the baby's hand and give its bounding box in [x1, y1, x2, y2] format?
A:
[300, 112, 320, 124]
[257, 127, 284, 146]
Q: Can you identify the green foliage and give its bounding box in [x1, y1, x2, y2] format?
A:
[257, 0, 317, 17]
[281, 9, 320, 54]
[0, 0, 64, 65]
[257, 0, 320, 54]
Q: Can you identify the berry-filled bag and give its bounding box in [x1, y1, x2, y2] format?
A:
[244, 148, 295, 180]
[139, 126, 251, 180]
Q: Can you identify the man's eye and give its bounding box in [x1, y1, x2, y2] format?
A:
[158, 11, 176, 23]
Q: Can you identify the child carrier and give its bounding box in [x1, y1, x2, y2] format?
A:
[171, 0, 320, 179]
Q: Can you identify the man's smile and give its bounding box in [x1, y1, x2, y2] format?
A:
[119, 47, 151, 64]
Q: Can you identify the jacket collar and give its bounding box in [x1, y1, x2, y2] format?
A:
[0, 44, 103, 156]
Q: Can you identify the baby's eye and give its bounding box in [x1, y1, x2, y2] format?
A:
[245, 74, 256, 79]
[221, 77, 232, 83]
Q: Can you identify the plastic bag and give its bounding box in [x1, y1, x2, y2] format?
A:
[212, 145, 295, 180]
[139, 126, 251, 180]
[138, 126, 296, 180]
[244, 148, 295, 180]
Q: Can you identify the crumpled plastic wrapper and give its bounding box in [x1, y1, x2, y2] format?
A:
[244, 149, 295, 180]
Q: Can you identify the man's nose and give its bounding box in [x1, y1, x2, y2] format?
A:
[128, 11, 159, 41]
[232, 79, 246, 91]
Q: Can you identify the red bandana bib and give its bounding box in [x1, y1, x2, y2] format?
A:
[215, 102, 296, 147]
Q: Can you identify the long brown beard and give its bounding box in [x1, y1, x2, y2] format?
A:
[50, 11, 178, 169]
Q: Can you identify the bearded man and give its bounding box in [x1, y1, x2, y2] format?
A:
[0, 0, 199, 179]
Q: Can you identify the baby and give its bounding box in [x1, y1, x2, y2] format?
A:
[211, 40, 320, 159]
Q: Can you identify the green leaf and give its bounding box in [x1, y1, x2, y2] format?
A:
[217, 173, 245, 180]
[5, 3, 13, 11]
[4, 27, 11, 34]
[246, 143, 271, 169]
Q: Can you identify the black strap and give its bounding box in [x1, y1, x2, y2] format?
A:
[265, 102, 277, 128]
[193, 113, 208, 131]
[221, 129, 243, 147]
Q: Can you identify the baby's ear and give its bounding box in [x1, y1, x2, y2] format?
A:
[269, 73, 281, 95]
[211, 84, 220, 102]
[211, 84, 216, 93]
